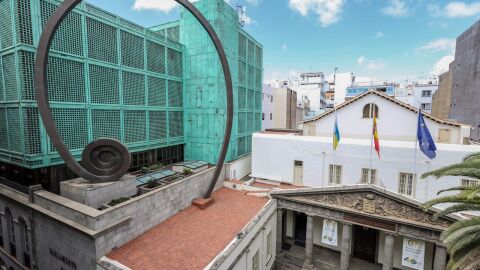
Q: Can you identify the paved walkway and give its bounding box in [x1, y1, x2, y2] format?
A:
[277, 244, 382, 270]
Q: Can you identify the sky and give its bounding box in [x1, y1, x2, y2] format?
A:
[85, 0, 480, 83]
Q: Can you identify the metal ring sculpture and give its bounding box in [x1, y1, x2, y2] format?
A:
[35, 0, 233, 198]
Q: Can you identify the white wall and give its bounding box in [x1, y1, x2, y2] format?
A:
[333, 73, 352, 105]
[209, 201, 277, 270]
[252, 133, 480, 203]
[290, 84, 323, 114]
[302, 94, 468, 144]
[225, 155, 252, 180]
[412, 85, 438, 114]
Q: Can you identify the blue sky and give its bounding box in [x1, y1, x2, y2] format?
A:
[86, 0, 480, 83]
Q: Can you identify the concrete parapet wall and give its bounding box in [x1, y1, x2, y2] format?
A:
[31, 166, 225, 261]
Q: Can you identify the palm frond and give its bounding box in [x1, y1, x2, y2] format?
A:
[433, 204, 480, 220]
[448, 246, 480, 270]
[464, 152, 480, 162]
[443, 225, 480, 246]
[423, 196, 480, 210]
[463, 258, 480, 270]
[423, 168, 480, 180]
[448, 232, 480, 258]
[443, 217, 480, 240]
[438, 186, 477, 195]
[421, 160, 480, 179]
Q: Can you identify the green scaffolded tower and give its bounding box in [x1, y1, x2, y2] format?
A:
[179, 0, 263, 164]
[0, 0, 185, 189]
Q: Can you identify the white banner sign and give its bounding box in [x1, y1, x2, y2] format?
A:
[321, 219, 338, 246]
[402, 238, 425, 270]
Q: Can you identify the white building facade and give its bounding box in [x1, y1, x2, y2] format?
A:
[252, 134, 479, 203]
[395, 84, 439, 114]
[300, 91, 470, 143]
[288, 73, 329, 118]
[262, 84, 274, 130]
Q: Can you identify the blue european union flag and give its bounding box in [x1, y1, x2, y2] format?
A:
[417, 110, 437, 159]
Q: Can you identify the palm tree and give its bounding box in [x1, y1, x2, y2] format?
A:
[422, 152, 480, 270]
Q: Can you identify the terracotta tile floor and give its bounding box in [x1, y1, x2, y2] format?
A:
[108, 188, 268, 270]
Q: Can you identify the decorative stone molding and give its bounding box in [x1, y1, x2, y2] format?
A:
[277, 191, 451, 230]
[397, 224, 443, 244]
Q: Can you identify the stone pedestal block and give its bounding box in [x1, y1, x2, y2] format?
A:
[60, 174, 137, 209]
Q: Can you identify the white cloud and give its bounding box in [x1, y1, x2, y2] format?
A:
[432, 55, 454, 75]
[357, 56, 365, 65]
[373, 32, 385, 39]
[246, 0, 260, 6]
[288, 0, 345, 27]
[243, 14, 257, 25]
[416, 38, 456, 53]
[282, 44, 288, 52]
[133, 0, 231, 12]
[357, 56, 386, 70]
[289, 70, 299, 78]
[428, 2, 480, 18]
[133, 0, 179, 12]
[382, 0, 409, 17]
[366, 59, 386, 70]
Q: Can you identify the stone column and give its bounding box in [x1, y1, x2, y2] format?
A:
[276, 208, 283, 254]
[383, 234, 395, 270]
[303, 215, 314, 269]
[340, 223, 352, 270]
[433, 245, 448, 270]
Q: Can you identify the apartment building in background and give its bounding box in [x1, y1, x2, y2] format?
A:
[273, 87, 298, 129]
[261, 84, 274, 130]
[450, 19, 480, 140]
[395, 83, 438, 114]
[432, 68, 453, 121]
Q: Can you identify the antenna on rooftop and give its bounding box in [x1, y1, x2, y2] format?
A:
[237, 5, 246, 27]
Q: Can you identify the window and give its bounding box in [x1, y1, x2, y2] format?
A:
[421, 103, 431, 110]
[422, 90, 432, 97]
[0, 215, 3, 248]
[5, 209, 15, 258]
[294, 160, 303, 166]
[399, 173, 415, 197]
[462, 179, 480, 187]
[361, 168, 376, 184]
[19, 219, 30, 268]
[270, 113, 272, 120]
[362, 103, 379, 118]
[262, 113, 265, 120]
[266, 231, 273, 264]
[329, 165, 342, 185]
[252, 250, 260, 270]
[271, 96, 273, 102]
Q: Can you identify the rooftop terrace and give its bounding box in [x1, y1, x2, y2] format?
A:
[107, 188, 269, 270]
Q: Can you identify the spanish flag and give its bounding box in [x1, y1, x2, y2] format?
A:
[333, 114, 340, 151]
[373, 113, 380, 158]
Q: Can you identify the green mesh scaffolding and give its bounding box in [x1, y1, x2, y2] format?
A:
[0, 0, 185, 168]
[177, 0, 263, 164]
[0, 0, 263, 169]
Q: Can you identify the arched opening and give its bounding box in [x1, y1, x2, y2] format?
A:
[4, 208, 15, 258]
[18, 218, 30, 268]
[362, 103, 379, 119]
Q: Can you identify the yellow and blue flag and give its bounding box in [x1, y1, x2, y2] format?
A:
[333, 114, 340, 151]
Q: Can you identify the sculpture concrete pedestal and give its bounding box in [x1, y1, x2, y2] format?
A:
[60, 174, 136, 209]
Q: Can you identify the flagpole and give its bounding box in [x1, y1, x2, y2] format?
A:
[333, 106, 337, 182]
[413, 109, 419, 196]
[369, 101, 375, 184]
